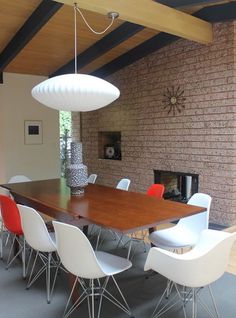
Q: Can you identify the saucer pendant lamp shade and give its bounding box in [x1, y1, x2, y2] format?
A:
[31, 4, 120, 112]
[31, 74, 120, 112]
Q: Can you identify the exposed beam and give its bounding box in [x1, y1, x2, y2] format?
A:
[0, 0, 63, 72]
[51, 22, 144, 77]
[54, 0, 213, 44]
[156, 0, 227, 9]
[92, 33, 178, 78]
[194, 2, 236, 21]
[91, 2, 236, 78]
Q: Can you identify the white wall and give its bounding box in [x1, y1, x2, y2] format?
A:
[0, 72, 60, 183]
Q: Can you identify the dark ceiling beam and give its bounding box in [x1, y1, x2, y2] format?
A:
[0, 0, 63, 73]
[194, 2, 236, 21]
[156, 0, 226, 9]
[52, 0, 216, 77]
[91, 33, 178, 78]
[92, 2, 236, 78]
[50, 22, 144, 77]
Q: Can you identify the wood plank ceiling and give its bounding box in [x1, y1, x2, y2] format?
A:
[0, 0, 236, 80]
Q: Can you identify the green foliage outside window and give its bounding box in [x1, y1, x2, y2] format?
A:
[60, 111, 72, 137]
[60, 111, 72, 177]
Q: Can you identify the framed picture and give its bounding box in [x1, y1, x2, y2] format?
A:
[24, 120, 43, 145]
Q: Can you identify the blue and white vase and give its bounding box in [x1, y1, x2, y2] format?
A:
[66, 142, 88, 195]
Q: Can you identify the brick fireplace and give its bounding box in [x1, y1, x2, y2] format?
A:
[73, 21, 236, 226]
[154, 170, 199, 203]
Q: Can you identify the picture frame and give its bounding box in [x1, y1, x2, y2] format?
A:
[24, 120, 43, 145]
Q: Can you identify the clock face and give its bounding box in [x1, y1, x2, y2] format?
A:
[170, 96, 177, 105]
[162, 86, 186, 116]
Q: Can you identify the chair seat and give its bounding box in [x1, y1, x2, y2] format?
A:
[95, 251, 132, 275]
[149, 224, 199, 249]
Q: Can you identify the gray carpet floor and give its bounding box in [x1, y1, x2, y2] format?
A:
[0, 234, 236, 318]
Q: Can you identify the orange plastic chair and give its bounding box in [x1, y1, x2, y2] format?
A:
[0, 194, 25, 276]
[0, 195, 23, 235]
[147, 183, 165, 199]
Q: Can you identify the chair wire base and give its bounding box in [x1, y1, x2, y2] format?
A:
[151, 282, 220, 318]
[63, 275, 132, 318]
[114, 231, 148, 260]
[26, 251, 63, 303]
[0, 222, 9, 259]
[95, 228, 120, 251]
[4, 233, 27, 278]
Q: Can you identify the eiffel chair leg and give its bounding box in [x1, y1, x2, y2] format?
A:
[196, 285, 220, 318]
[22, 238, 26, 279]
[63, 277, 88, 318]
[91, 279, 95, 318]
[208, 285, 220, 318]
[192, 288, 197, 318]
[6, 234, 23, 271]
[46, 252, 52, 304]
[0, 222, 4, 259]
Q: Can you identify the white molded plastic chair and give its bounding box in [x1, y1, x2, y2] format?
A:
[0, 187, 10, 197]
[144, 229, 236, 318]
[149, 193, 212, 250]
[88, 174, 97, 184]
[18, 204, 59, 304]
[116, 178, 131, 191]
[53, 221, 132, 318]
[8, 175, 31, 183]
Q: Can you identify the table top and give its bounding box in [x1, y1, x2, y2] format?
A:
[2, 178, 206, 234]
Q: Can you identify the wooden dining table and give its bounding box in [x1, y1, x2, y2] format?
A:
[2, 178, 206, 234]
[1, 178, 207, 304]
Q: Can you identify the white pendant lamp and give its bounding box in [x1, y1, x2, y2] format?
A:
[32, 74, 120, 112]
[31, 4, 120, 112]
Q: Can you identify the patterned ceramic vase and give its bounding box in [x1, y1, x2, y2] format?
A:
[66, 141, 88, 195]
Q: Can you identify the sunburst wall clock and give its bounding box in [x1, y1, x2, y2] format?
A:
[162, 86, 186, 116]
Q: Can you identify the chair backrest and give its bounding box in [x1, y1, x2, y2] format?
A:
[53, 221, 105, 279]
[0, 186, 10, 197]
[0, 195, 23, 235]
[0, 187, 10, 220]
[144, 229, 236, 288]
[116, 178, 131, 191]
[8, 175, 31, 183]
[88, 174, 97, 184]
[18, 204, 55, 253]
[178, 193, 212, 234]
[146, 184, 165, 199]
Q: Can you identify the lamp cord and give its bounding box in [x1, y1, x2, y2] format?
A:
[75, 4, 116, 35]
[74, 3, 117, 73]
[74, 4, 77, 74]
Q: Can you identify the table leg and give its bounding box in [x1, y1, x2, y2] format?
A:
[83, 225, 88, 236]
[149, 227, 155, 247]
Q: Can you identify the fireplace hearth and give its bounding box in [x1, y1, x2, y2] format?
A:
[154, 170, 199, 203]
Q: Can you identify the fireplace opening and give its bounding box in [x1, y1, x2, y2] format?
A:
[154, 170, 199, 203]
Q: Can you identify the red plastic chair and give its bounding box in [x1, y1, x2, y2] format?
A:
[0, 194, 25, 277]
[147, 184, 165, 199]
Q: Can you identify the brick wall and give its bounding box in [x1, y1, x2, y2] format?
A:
[74, 22, 236, 226]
